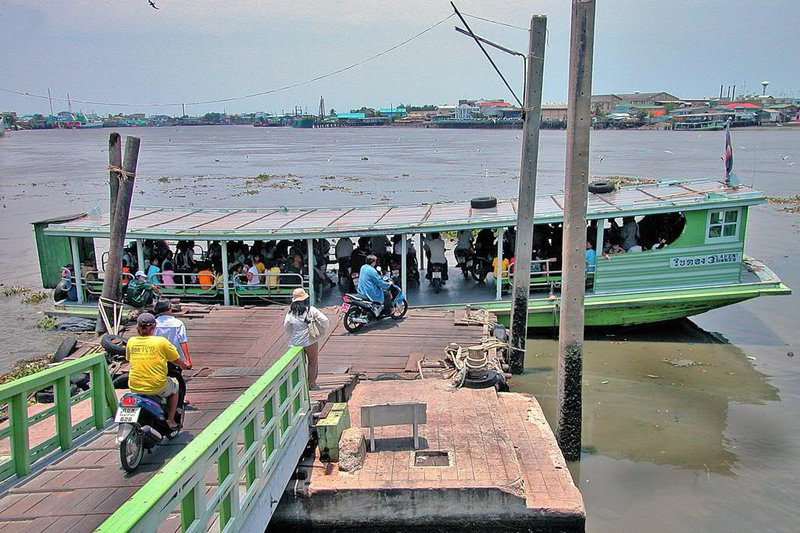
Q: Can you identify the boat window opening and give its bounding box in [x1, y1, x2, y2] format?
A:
[638, 212, 686, 248]
[707, 208, 740, 240]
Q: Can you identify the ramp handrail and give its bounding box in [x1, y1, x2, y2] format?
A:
[98, 346, 310, 532]
[0, 352, 117, 482]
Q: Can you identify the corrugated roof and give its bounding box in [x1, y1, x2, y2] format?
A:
[40, 179, 763, 240]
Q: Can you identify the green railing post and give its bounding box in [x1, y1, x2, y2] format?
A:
[244, 419, 257, 488]
[218, 447, 233, 527]
[180, 486, 197, 532]
[54, 375, 73, 450]
[91, 362, 108, 429]
[9, 393, 30, 477]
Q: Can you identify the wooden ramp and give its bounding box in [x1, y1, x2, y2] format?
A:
[0, 306, 488, 531]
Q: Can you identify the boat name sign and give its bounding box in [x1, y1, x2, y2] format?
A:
[669, 252, 741, 269]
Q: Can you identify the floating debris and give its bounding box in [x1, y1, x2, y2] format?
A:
[21, 291, 49, 304]
[766, 195, 800, 213]
[2, 285, 30, 297]
[663, 358, 701, 367]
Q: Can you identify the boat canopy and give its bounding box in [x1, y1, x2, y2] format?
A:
[40, 179, 764, 241]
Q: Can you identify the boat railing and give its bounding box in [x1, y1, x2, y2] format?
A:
[150, 271, 220, 299]
[504, 259, 565, 290]
[0, 352, 116, 484]
[232, 272, 306, 304]
[97, 346, 310, 532]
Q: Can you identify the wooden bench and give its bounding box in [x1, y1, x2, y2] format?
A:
[361, 402, 427, 452]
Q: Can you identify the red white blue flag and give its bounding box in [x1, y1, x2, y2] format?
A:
[725, 124, 734, 180]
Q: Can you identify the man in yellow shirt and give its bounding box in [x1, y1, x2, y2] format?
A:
[126, 313, 191, 430]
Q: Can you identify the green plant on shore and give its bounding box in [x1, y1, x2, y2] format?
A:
[21, 291, 49, 304]
[157, 176, 170, 183]
[36, 316, 57, 329]
[2, 286, 30, 297]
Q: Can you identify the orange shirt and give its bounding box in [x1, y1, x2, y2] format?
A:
[197, 269, 214, 289]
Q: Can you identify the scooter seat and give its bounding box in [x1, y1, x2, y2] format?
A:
[346, 293, 370, 302]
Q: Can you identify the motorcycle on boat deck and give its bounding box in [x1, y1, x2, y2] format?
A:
[341, 279, 408, 333]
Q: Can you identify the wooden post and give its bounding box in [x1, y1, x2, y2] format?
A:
[220, 240, 231, 305]
[108, 133, 121, 224]
[556, 0, 596, 462]
[509, 14, 547, 375]
[96, 136, 140, 332]
[495, 227, 504, 300]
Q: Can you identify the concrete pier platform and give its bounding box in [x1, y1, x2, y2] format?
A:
[271, 379, 585, 532]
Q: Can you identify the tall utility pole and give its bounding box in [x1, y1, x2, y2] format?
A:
[556, 0, 596, 462]
[509, 15, 547, 375]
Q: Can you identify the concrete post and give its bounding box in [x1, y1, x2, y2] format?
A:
[135, 239, 145, 274]
[509, 14, 548, 375]
[556, 0, 596, 462]
[220, 240, 231, 306]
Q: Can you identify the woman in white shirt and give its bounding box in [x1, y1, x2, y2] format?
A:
[283, 288, 329, 390]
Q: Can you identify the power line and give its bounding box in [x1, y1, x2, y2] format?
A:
[0, 13, 455, 109]
[462, 12, 529, 31]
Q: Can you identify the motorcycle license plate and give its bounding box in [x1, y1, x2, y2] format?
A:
[340, 303, 351, 312]
[115, 407, 140, 424]
[432, 271, 442, 279]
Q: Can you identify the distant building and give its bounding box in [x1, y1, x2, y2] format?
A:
[542, 103, 568, 122]
[378, 108, 407, 118]
[592, 92, 679, 114]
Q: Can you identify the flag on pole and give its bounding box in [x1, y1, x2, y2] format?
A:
[724, 123, 734, 182]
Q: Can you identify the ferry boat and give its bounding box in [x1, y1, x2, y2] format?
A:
[33, 178, 790, 327]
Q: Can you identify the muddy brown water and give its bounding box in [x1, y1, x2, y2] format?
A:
[0, 126, 798, 531]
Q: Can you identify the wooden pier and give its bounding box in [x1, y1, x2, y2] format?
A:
[0, 306, 584, 531]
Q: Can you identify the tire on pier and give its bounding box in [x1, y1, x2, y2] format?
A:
[101, 334, 127, 357]
[471, 196, 498, 209]
[588, 180, 614, 194]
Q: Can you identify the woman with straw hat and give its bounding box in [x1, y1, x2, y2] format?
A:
[284, 288, 329, 390]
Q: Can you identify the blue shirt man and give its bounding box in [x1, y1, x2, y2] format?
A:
[585, 241, 597, 274]
[357, 254, 390, 304]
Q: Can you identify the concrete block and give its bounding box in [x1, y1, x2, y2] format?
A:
[317, 404, 351, 462]
[338, 428, 366, 473]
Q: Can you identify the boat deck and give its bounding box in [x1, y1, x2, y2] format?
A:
[0, 306, 490, 531]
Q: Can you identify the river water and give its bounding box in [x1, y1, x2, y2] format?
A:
[0, 126, 798, 531]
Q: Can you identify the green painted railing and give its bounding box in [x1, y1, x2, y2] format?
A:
[0, 352, 117, 482]
[98, 346, 310, 532]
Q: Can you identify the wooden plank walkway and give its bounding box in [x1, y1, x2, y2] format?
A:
[0, 306, 487, 532]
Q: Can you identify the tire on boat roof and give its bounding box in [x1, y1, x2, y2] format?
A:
[471, 196, 498, 209]
[101, 334, 128, 357]
[588, 180, 614, 194]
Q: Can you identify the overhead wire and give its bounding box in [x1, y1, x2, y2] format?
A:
[0, 13, 456, 109]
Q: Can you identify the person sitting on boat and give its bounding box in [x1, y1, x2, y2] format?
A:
[454, 229, 474, 267]
[425, 232, 448, 283]
[357, 254, 393, 316]
[607, 238, 626, 256]
[197, 264, 215, 290]
[244, 260, 260, 287]
[370, 235, 391, 269]
[147, 257, 161, 286]
[619, 216, 640, 251]
[266, 260, 281, 289]
[651, 234, 668, 250]
[161, 259, 176, 289]
[126, 270, 161, 308]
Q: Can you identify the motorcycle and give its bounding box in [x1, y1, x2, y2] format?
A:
[115, 390, 183, 472]
[470, 252, 494, 282]
[337, 257, 351, 288]
[341, 278, 408, 333]
[428, 262, 446, 293]
[454, 248, 474, 279]
[389, 254, 420, 287]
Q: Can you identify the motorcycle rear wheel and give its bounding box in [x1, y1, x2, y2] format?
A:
[120, 428, 144, 472]
[471, 262, 489, 282]
[432, 278, 442, 294]
[343, 307, 366, 333]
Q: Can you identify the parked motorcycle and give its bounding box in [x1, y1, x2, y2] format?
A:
[341, 279, 408, 333]
[337, 257, 352, 288]
[470, 253, 494, 282]
[389, 254, 420, 287]
[115, 391, 182, 472]
[454, 248, 474, 279]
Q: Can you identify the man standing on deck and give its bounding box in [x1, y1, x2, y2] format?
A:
[154, 299, 192, 426]
[357, 254, 392, 316]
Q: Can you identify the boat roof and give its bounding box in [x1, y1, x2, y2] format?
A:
[40, 179, 764, 241]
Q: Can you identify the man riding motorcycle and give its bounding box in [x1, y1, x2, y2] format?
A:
[357, 254, 393, 316]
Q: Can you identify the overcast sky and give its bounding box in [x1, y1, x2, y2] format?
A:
[2, 0, 798, 116]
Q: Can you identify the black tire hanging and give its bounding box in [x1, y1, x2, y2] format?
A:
[101, 334, 128, 357]
[588, 180, 614, 194]
[471, 196, 498, 209]
[53, 336, 78, 362]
